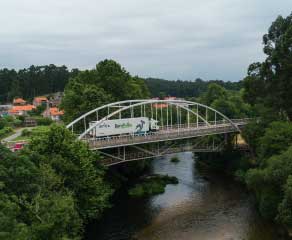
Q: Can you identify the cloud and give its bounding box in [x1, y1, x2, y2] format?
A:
[0, 0, 291, 81]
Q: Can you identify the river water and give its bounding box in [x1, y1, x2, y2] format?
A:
[86, 152, 285, 240]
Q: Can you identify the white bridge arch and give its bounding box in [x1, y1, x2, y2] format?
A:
[67, 99, 241, 137]
[66, 99, 248, 165]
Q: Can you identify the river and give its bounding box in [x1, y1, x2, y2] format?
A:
[85, 152, 286, 240]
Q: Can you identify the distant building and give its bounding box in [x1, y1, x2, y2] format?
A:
[48, 92, 64, 107]
[9, 105, 36, 116]
[43, 107, 64, 121]
[23, 117, 37, 127]
[0, 105, 12, 116]
[152, 96, 187, 108]
[33, 97, 49, 107]
[13, 98, 26, 106]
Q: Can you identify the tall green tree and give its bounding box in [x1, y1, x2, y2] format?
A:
[0, 124, 112, 239]
[61, 59, 149, 124]
[243, 13, 292, 120]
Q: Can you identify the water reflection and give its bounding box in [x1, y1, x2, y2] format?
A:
[85, 152, 282, 240]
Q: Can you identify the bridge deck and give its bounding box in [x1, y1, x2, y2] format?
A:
[86, 120, 247, 150]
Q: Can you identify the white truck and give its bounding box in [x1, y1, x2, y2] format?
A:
[89, 117, 159, 137]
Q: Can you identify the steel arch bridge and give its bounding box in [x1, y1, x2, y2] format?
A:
[67, 99, 249, 166]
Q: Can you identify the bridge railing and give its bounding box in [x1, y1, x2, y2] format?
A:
[87, 122, 243, 149]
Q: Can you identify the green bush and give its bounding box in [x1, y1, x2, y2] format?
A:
[0, 127, 13, 139]
[170, 156, 180, 163]
[35, 117, 53, 126]
[21, 129, 31, 137]
[128, 174, 178, 198]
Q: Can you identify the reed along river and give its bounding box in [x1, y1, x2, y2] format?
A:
[85, 152, 287, 240]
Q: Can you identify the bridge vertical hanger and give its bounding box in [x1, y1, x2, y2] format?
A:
[119, 104, 121, 119]
[161, 104, 163, 128]
[84, 118, 86, 135]
[176, 105, 179, 131]
[187, 106, 190, 128]
[215, 112, 217, 125]
[196, 104, 199, 128]
[205, 108, 208, 125]
[166, 103, 169, 130]
[155, 103, 158, 122]
[170, 105, 173, 129]
[140, 105, 142, 117]
[179, 107, 182, 127]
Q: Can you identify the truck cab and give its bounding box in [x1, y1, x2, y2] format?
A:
[150, 118, 159, 131]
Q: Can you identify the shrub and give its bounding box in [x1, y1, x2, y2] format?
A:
[170, 156, 180, 163]
[128, 174, 178, 198]
[0, 127, 13, 139]
[35, 117, 53, 126]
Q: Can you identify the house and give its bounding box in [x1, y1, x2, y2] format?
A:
[33, 97, 48, 107]
[0, 105, 12, 116]
[43, 107, 64, 121]
[13, 98, 26, 106]
[48, 92, 64, 107]
[8, 105, 36, 116]
[152, 96, 187, 108]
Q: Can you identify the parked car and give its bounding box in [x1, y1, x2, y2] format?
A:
[13, 142, 26, 152]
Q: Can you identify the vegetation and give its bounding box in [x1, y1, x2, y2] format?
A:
[0, 127, 14, 139]
[145, 78, 242, 98]
[0, 65, 79, 103]
[16, 126, 51, 141]
[61, 59, 149, 123]
[0, 124, 112, 239]
[170, 156, 180, 163]
[243, 13, 292, 120]
[128, 174, 178, 198]
[1, 11, 292, 237]
[0, 115, 24, 139]
[0, 62, 243, 105]
[198, 83, 251, 119]
[234, 12, 292, 229]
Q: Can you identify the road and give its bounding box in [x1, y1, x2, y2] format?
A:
[1, 127, 34, 143]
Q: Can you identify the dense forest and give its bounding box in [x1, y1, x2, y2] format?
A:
[0, 64, 242, 104]
[236, 13, 292, 229]
[0, 65, 79, 103]
[145, 78, 242, 98]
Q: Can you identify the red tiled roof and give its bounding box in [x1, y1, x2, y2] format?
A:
[13, 98, 26, 104]
[49, 107, 64, 116]
[34, 97, 48, 103]
[9, 105, 36, 113]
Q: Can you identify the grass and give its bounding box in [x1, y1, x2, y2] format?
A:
[0, 127, 15, 140]
[128, 174, 179, 198]
[14, 126, 50, 141]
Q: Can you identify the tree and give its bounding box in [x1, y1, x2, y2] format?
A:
[201, 83, 228, 106]
[258, 121, 292, 159]
[61, 59, 149, 123]
[61, 76, 113, 123]
[0, 124, 112, 239]
[243, 13, 292, 120]
[25, 125, 112, 219]
[278, 176, 292, 227]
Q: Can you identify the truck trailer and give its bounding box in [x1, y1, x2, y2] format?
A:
[89, 117, 159, 137]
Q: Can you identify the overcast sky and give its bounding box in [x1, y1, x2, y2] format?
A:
[0, 0, 291, 81]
